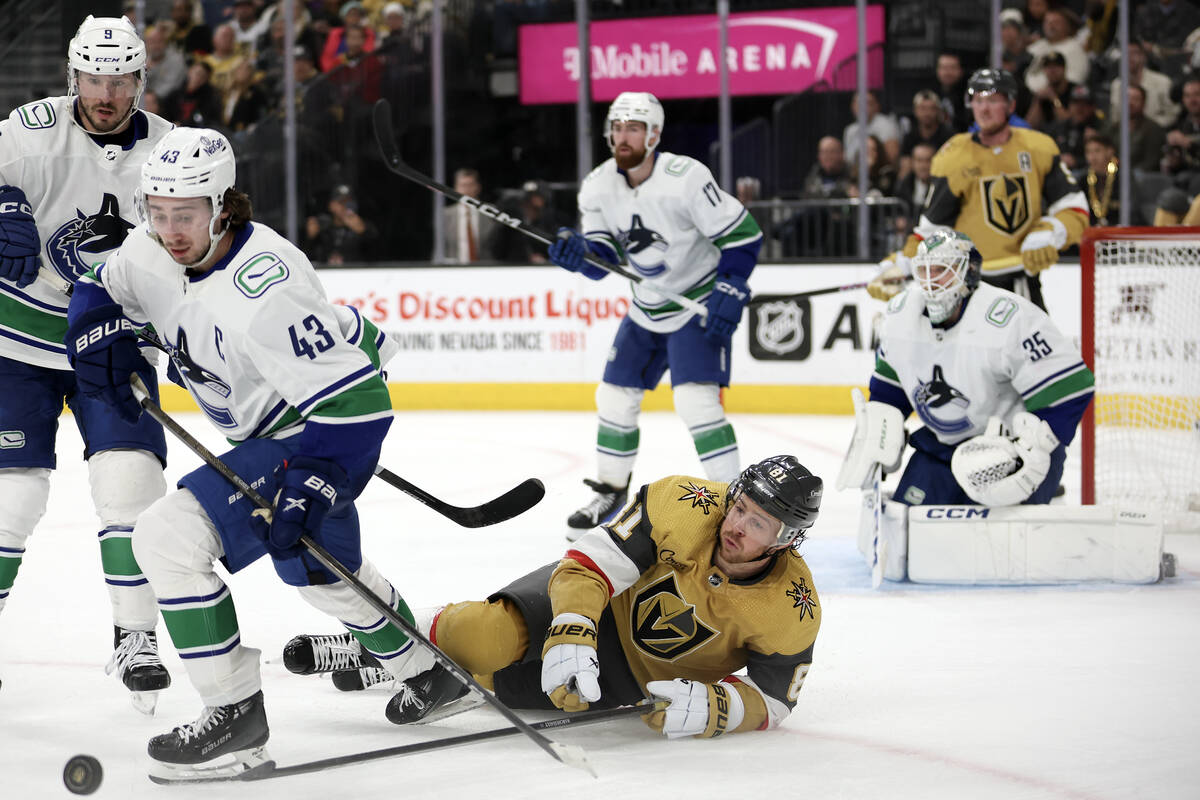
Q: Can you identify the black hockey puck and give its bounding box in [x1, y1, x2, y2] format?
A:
[63, 755, 103, 795]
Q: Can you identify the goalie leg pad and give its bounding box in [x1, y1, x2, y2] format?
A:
[907, 505, 1165, 584]
[855, 493, 907, 580]
[836, 388, 906, 491]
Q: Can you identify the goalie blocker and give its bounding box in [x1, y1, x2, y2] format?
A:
[856, 500, 1166, 584]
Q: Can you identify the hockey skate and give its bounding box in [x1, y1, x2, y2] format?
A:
[147, 690, 273, 784]
[282, 631, 381, 675]
[384, 662, 477, 725]
[106, 626, 171, 715]
[566, 478, 628, 541]
[331, 665, 393, 691]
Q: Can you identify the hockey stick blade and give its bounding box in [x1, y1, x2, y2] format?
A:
[373, 466, 544, 527]
[371, 99, 708, 317]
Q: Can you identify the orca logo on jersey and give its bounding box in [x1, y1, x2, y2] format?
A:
[981, 173, 1031, 235]
[617, 214, 668, 277]
[912, 364, 972, 436]
[47, 193, 134, 284]
[629, 572, 716, 661]
[169, 327, 238, 428]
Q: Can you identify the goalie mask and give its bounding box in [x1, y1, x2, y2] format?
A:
[605, 91, 664, 164]
[67, 15, 146, 130]
[911, 230, 982, 324]
[726, 455, 822, 548]
[137, 127, 237, 265]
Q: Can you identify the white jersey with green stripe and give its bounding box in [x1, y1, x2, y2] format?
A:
[0, 96, 172, 369]
[86, 221, 394, 442]
[873, 282, 1094, 445]
[578, 151, 762, 333]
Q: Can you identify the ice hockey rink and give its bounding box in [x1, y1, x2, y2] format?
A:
[2, 408, 1197, 799]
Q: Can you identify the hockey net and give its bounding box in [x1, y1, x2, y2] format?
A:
[1080, 227, 1200, 530]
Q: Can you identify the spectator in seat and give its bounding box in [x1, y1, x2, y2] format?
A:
[321, 1, 377, 72]
[849, 135, 897, 198]
[1112, 84, 1168, 174]
[1026, 8, 1089, 93]
[843, 90, 900, 167]
[171, 60, 223, 128]
[145, 23, 188, 102]
[204, 23, 242, 99]
[168, 0, 213, 57]
[1025, 51, 1074, 131]
[891, 142, 936, 231]
[492, 182, 564, 264]
[1109, 40, 1179, 129]
[934, 52, 970, 132]
[1161, 76, 1200, 184]
[898, 90, 953, 179]
[304, 184, 379, 264]
[221, 56, 269, 133]
[1049, 85, 1105, 170]
[440, 168, 499, 263]
[1136, 0, 1200, 76]
[1081, 133, 1121, 226]
[229, 0, 266, 58]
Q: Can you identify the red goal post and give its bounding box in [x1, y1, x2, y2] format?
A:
[1079, 227, 1200, 522]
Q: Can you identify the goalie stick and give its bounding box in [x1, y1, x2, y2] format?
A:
[370, 98, 708, 318]
[151, 702, 660, 784]
[131, 328, 543, 527]
[128, 376, 595, 776]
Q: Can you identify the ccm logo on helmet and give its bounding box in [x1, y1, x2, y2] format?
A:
[0, 201, 32, 215]
[923, 507, 991, 519]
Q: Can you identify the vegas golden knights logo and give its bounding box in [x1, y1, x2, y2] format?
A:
[630, 573, 716, 661]
[981, 173, 1031, 235]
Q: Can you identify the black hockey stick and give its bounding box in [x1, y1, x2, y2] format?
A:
[128, 376, 594, 776]
[372, 465, 544, 528]
[131, 329, 543, 527]
[370, 98, 708, 317]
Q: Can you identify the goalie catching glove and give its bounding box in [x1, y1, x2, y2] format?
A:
[836, 387, 906, 490]
[540, 612, 600, 712]
[951, 412, 1059, 506]
[644, 678, 745, 739]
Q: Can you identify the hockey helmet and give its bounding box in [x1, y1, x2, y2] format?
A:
[67, 15, 146, 122]
[726, 455, 823, 548]
[138, 128, 237, 263]
[605, 91, 665, 154]
[965, 68, 1018, 105]
[911, 229, 982, 324]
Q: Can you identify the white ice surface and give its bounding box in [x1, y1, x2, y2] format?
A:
[1, 410, 1197, 799]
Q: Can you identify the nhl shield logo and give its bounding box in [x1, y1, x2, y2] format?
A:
[981, 173, 1031, 235]
[749, 295, 810, 361]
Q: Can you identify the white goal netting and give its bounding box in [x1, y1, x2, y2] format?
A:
[1085, 232, 1200, 527]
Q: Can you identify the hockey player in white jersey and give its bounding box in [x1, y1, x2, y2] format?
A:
[549, 91, 763, 540]
[839, 230, 1094, 508]
[0, 15, 174, 711]
[64, 127, 433, 781]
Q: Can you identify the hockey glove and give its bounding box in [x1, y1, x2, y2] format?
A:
[0, 185, 42, 288]
[704, 274, 750, 341]
[267, 456, 346, 559]
[951, 412, 1059, 506]
[548, 227, 589, 272]
[645, 678, 746, 739]
[1019, 216, 1067, 275]
[540, 612, 601, 712]
[867, 253, 910, 301]
[65, 303, 152, 424]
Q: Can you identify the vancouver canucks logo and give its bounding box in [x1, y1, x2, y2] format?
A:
[617, 214, 668, 277]
[912, 364, 971, 435]
[630, 573, 716, 661]
[677, 482, 719, 515]
[172, 328, 236, 428]
[786, 578, 818, 621]
[47, 193, 135, 283]
[981, 173, 1030, 235]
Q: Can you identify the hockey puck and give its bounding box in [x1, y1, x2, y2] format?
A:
[63, 755, 103, 795]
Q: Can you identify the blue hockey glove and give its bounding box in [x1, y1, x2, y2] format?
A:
[704, 275, 750, 341]
[65, 303, 152, 424]
[548, 227, 588, 272]
[267, 456, 347, 559]
[0, 185, 42, 288]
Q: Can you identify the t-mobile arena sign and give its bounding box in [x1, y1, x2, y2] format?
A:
[518, 7, 884, 104]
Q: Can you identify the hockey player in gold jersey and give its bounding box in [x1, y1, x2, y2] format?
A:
[284, 456, 822, 738]
[870, 68, 1088, 310]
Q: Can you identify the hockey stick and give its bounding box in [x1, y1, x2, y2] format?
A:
[869, 463, 885, 590]
[128, 375, 595, 775]
[372, 465, 544, 528]
[130, 329, 543, 527]
[370, 98, 708, 318]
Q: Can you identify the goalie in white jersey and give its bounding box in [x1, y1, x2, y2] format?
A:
[548, 91, 763, 540]
[65, 127, 433, 781]
[0, 15, 174, 711]
[838, 229, 1094, 511]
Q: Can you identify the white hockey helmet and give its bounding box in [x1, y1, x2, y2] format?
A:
[605, 91, 664, 154]
[911, 229, 982, 324]
[67, 16, 146, 119]
[138, 128, 237, 264]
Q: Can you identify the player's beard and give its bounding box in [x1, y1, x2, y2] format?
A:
[614, 143, 648, 171]
[80, 97, 132, 134]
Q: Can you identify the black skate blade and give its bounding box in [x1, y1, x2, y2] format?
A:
[147, 747, 274, 784]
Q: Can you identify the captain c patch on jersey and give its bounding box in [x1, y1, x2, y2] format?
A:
[630, 572, 716, 661]
[980, 173, 1031, 235]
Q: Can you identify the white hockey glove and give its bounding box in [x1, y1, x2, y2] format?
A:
[540, 613, 601, 712]
[867, 252, 910, 300]
[1019, 216, 1067, 275]
[645, 679, 746, 739]
[836, 387, 906, 491]
[951, 412, 1060, 506]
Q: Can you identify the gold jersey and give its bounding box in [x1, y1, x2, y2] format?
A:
[908, 127, 1088, 276]
[550, 475, 820, 730]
